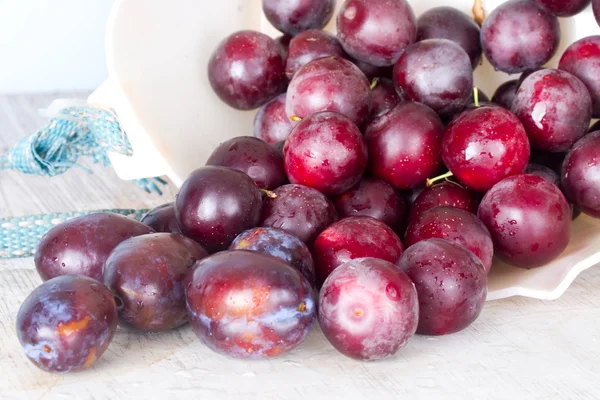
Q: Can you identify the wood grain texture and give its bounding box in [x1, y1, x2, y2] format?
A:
[1, 95, 599, 399]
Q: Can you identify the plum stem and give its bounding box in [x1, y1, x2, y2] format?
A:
[474, 87, 480, 107]
[473, 0, 486, 27]
[370, 78, 380, 90]
[289, 116, 302, 122]
[260, 189, 278, 199]
[426, 171, 455, 187]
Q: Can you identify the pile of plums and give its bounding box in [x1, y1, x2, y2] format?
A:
[17, 0, 600, 371]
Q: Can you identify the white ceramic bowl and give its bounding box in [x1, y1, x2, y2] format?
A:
[88, 0, 600, 300]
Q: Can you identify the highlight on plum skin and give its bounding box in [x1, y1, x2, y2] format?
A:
[16, 275, 118, 373]
[185, 250, 316, 359]
[262, 0, 335, 36]
[318, 257, 419, 361]
[285, 29, 347, 80]
[254, 93, 293, 145]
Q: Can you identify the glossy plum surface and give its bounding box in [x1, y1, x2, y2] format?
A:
[369, 78, 403, 121]
[336, 0, 416, 67]
[512, 69, 592, 152]
[261, 184, 338, 245]
[141, 203, 181, 234]
[34, 213, 153, 282]
[103, 233, 208, 331]
[366, 102, 444, 190]
[185, 250, 316, 358]
[561, 131, 600, 218]
[405, 206, 494, 273]
[208, 31, 286, 110]
[286, 56, 371, 126]
[262, 0, 335, 36]
[398, 239, 487, 336]
[175, 166, 263, 253]
[481, 0, 560, 73]
[416, 6, 482, 69]
[254, 94, 293, 145]
[530, 0, 591, 16]
[318, 258, 418, 360]
[559, 36, 600, 118]
[492, 80, 519, 110]
[283, 112, 367, 196]
[16, 275, 118, 373]
[393, 39, 473, 117]
[442, 104, 530, 192]
[525, 163, 560, 186]
[285, 29, 347, 80]
[230, 227, 316, 286]
[334, 176, 407, 233]
[206, 136, 286, 190]
[478, 174, 571, 268]
[408, 182, 478, 222]
[312, 216, 405, 287]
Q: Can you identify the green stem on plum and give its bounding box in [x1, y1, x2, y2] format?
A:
[370, 78, 380, 90]
[426, 171, 455, 187]
[290, 116, 302, 122]
[260, 189, 278, 199]
[473, 86, 480, 107]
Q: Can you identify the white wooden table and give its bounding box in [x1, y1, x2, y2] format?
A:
[1, 94, 599, 400]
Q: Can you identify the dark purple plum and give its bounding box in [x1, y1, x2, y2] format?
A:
[525, 163, 560, 186]
[405, 206, 494, 273]
[263, 0, 335, 36]
[478, 174, 571, 268]
[336, 0, 416, 67]
[333, 176, 407, 233]
[273, 140, 286, 156]
[530, 149, 567, 174]
[254, 94, 293, 145]
[283, 112, 367, 196]
[103, 233, 208, 331]
[285, 29, 347, 80]
[530, 0, 591, 16]
[416, 6, 482, 69]
[34, 213, 153, 282]
[208, 30, 286, 110]
[365, 102, 445, 190]
[518, 68, 542, 86]
[398, 239, 487, 336]
[318, 258, 418, 360]
[443, 104, 530, 192]
[561, 131, 600, 218]
[275, 35, 292, 61]
[230, 227, 316, 285]
[594, 0, 600, 25]
[206, 136, 286, 190]
[351, 59, 393, 79]
[186, 250, 316, 358]
[393, 39, 473, 117]
[175, 166, 263, 253]
[492, 80, 519, 110]
[481, 0, 560, 74]
[141, 202, 181, 234]
[408, 182, 478, 222]
[312, 216, 405, 287]
[286, 56, 372, 126]
[512, 69, 592, 152]
[261, 184, 338, 245]
[559, 36, 600, 118]
[16, 275, 118, 373]
[369, 78, 403, 121]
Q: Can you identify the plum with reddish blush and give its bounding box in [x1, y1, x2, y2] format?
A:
[478, 174, 571, 268]
[286, 56, 372, 126]
[530, 0, 591, 16]
[369, 78, 403, 121]
[442, 104, 530, 192]
[175, 166, 263, 253]
[230, 227, 316, 286]
[512, 69, 592, 152]
[525, 163, 560, 186]
[492, 80, 519, 110]
[393, 39, 473, 117]
[318, 258, 418, 361]
[559, 36, 600, 118]
[186, 250, 316, 359]
[16, 275, 118, 373]
[562, 131, 600, 218]
[408, 182, 478, 222]
[337, 0, 416, 67]
[285, 30, 347, 80]
[398, 239, 487, 336]
[141, 203, 181, 234]
[34, 213, 153, 282]
[104, 233, 208, 331]
[365, 102, 444, 190]
[261, 184, 338, 245]
[208, 31, 286, 110]
[206, 136, 286, 190]
[481, 0, 560, 74]
[405, 206, 493, 273]
[263, 0, 335, 36]
[333, 177, 407, 233]
[283, 112, 367, 196]
[352, 59, 393, 79]
[312, 216, 405, 287]
[416, 7, 482, 69]
[254, 94, 293, 145]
